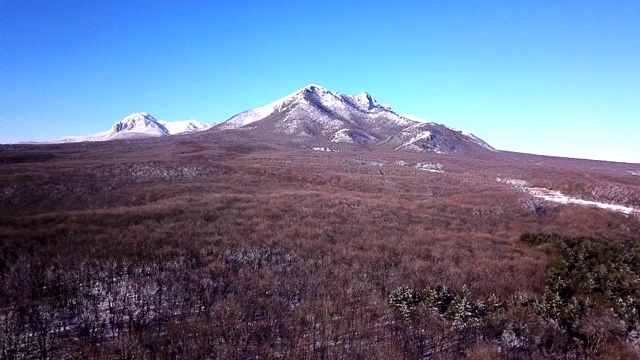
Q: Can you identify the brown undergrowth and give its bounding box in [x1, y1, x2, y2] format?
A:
[1, 134, 639, 358]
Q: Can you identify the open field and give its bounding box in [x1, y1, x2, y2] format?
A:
[1, 131, 640, 358]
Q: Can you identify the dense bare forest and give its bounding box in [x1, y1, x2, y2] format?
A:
[2, 132, 640, 359]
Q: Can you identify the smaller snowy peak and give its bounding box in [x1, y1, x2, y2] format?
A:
[116, 112, 157, 126]
[112, 113, 168, 135]
[46, 113, 210, 144]
[158, 119, 211, 135]
[356, 92, 378, 110]
[341, 91, 391, 113]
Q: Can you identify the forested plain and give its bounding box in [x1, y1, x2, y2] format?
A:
[2, 131, 640, 359]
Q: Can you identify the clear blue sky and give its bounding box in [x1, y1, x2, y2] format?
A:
[1, 1, 639, 163]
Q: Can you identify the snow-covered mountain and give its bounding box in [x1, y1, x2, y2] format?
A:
[215, 84, 408, 135]
[214, 85, 411, 143]
[214, 84, 495, 154]
[48, 113, 210, 143]
[214, 84, 417, 144]
[42, 85, 493, 154]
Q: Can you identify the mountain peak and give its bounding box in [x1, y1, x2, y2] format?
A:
[122, 112, 155, 121]
[113, 113, 165, 134]
[299, 84, 329, 94]
[353, 91, 378, 110]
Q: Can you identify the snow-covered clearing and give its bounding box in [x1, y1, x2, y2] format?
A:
[311, 147, 335, 152]
[415, 162, 444, 173]
[527, 187, 638, 215]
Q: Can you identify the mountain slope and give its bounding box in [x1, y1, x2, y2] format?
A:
[380, 121, 495, 155]
[49, 113, 210, 143]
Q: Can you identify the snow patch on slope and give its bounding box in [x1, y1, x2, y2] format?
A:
[331, 129, 376, 144]
[399, 131, 432, 149]
[388, 123, 438, 152]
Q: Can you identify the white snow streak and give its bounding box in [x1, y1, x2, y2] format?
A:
[527, 188, 638, 215]
[401, 131, 431, 148]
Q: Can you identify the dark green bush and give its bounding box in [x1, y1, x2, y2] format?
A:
[392, 234, 640, 357]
